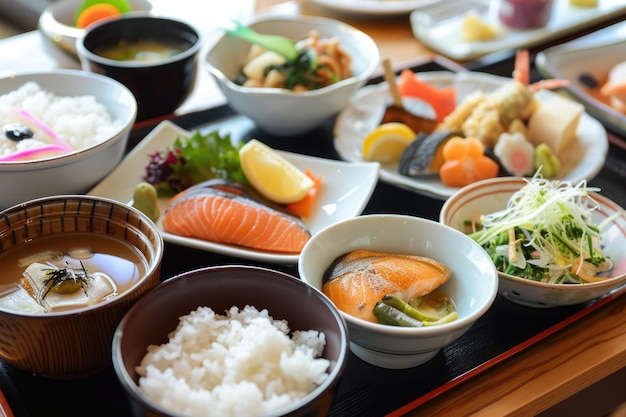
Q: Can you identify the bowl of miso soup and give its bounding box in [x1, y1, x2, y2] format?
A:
[0, 195, 163, 379]
[77, 13, 202, 120]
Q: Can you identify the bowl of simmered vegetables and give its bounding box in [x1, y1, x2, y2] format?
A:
[204, 16, 380, 137]
[298, 214, 498, 369]
[440, 176, 626, 308]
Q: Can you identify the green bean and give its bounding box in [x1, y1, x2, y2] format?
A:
[382, 295, 446, 322]
[423, 311, 459, 327]
[373, 302, 424, 327]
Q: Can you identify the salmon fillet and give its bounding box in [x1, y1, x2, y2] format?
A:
[323, 250, 451, 322]
[162, 180, 311, 253]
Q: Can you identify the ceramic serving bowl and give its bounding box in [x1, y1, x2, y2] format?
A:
[205, 16, 380, 137]
[0, 195, 163, 379]
[77, 13, 202, 121]
[112, 265, 349, 417]
[298, 214, 498, 369]
[440, 177, 626, 308]
[38, 0, 153, 55]
[0, 69, 137, 210]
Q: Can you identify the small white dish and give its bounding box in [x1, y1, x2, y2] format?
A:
[298, 214, 498, 369]
[88, 120, 380, 264]
[311, 0, 441, 16]
[536, 22, 626, 141]
[440, 177, 626, 308]
[333, 70, 608, 199]
[38, 0, 153, 56]
[410, 0, 626, 61]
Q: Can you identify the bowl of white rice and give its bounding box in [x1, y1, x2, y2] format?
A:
[112, 265, 349, 417]
[0, 69, 137, 209]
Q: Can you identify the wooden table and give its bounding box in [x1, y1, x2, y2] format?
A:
[0, 2, 625, 416]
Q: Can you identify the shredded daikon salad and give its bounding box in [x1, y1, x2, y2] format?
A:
[469, 174, 616, 284]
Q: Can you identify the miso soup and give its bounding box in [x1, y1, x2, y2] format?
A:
[0, 232, 147, 313]
[96, 39, 187, 62]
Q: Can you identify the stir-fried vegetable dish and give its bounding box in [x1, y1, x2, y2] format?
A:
[468, 175, 615, 284]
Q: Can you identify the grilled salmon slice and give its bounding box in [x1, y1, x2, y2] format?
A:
[162, 180, 311, 253]
[323, 250, 451, 322]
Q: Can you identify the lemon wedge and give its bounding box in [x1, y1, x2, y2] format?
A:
[239, 139, 314, 204]
[362, 122, 416, 163]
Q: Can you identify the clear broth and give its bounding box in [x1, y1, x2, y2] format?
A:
[0, 232, 147, 312]
[96, 39, 186, 62]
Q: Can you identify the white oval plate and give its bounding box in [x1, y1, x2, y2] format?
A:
[311, 0, 441, 16]
[88, 120, 379, 264]
[333, 71, 608, 199]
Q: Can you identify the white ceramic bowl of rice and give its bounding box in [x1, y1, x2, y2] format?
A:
[112, 265, 349, 417]
[0, 69, 137, 209]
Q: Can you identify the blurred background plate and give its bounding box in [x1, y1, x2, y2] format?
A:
[536, 22, 626, 146]
[310, 0, 442, 16]
[410, 0, 626, 61]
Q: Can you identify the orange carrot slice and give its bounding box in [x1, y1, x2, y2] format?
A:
[76, 3, 121, 28]
[286, 170, 322, 218]
[397, 69, 456, 123]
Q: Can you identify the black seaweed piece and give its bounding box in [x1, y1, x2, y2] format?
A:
[578, 73, 599, 89]
[398, 131, 454, 177]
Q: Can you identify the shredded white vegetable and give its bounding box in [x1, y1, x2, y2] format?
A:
[472, 173, 614, 283]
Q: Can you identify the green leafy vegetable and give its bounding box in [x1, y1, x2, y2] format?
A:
[225, 20, 298, 62]
[144, 130, 248, 197]
[468, 174, 615, 284]
[76, 0, 131, 19]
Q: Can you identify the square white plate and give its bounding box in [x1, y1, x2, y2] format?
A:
[410, 0, 626, 61]
[536, 22, 626, 142]
[88, 120, 379, 264]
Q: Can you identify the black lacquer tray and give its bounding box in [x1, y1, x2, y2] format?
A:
[1, 56, 625, 417]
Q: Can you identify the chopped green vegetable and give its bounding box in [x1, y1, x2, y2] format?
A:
[225, 20, 298, 62]
[423, 311, 459, 327]
[534, 144, 560, 179]
[144, 130, 248, 197]
[373, 295, 458, 327]
[373, 302, 424, 327]
[469, 173, 614, 284]
[383, 295, 451, 322]
[76, 0, 131, 18]
[132, 182, 160, 222]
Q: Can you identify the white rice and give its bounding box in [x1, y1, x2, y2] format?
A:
[0, 81, 121, 159]
[136, 305, 330, 417]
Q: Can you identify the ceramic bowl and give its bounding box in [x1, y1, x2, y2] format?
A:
[298, 214, 498, 369]
[112, 265, 349, 417]
[38, 0, 153, 55]
[77, 13, 202, 121]
[0, 195, 163, 379]
[0, 69, 137, 210]
[205, 16, 380, 137]
[440, 177, 626, 308]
